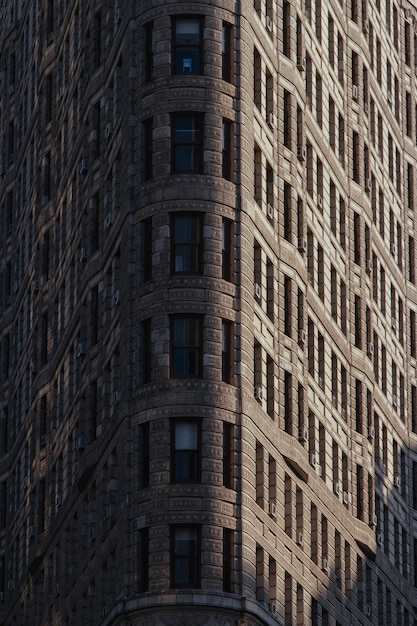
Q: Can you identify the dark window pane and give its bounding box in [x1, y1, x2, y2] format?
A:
[172, 115, 203, 174]
[172, 317, 202, 377]
[143, 118, 153, 180]
[142, 218, 152, 281]
[141, 319, 151, 383]
[172, 213, 202, 274]
[222, 23, 232, 82]
[171, 526, 200, 588]
[174, 18, 201, 74]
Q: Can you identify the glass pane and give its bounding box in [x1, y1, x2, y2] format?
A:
[222, 25, 229, 53]
[176, 18, 200, 38]
[173, 347, 198, 375]
[173, 527, 198, 586]
[222, 322, 230, 352]
[174, 527, 197, 554]
[175, 422, 197, 449]
[175, 450, 197, 481]
[222, 121, 230, 151]
[176, 50, 200, 74]
[174, 215, 199, 243]
[175, 244, 198, 272]
[175, 116, 201, 142]
[175, 145, 200, 172]
[173, 318, 200, 347]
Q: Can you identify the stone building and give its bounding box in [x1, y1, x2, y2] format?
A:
[0, 0, 417, 624]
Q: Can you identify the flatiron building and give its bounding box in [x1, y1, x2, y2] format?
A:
[1, 0, 417, 625]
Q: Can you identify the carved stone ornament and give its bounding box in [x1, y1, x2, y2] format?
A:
[160, 615, 208, 626]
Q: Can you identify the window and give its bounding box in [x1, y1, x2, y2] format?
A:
[141, 319, 151, 384]
[142, 217, 152, 281]
[284, 371, 292, 433]
[144, 22, 154, 82]
[352, 131, 360, 183]
[92, 11, 102, 70]
[222, 23, 232, 82]
[45, 73, 52, 123]
[283, 182, 292, 241]
[283, 1, 291, 57]
[172, 114, 203, 174]
[254, 48, 261, 110]
[222, 320, 233, 383]
[171, 526, 200, 588]
[0, 483, 5, 529]
[255, 543, 266, 601]
[283, 90, 292, 148]
[171, 316, 203, 377]
[222, 119, 233, 180]
[284, 275, 292, 337]
[46, 0, 54, 40]
[90, 193, 100, 252]
[254, 143, 262, 205]
[171, 213, 203, 274]
[90, 285, 99, 345]
[222, 218, 233, 281]
[173, 17, 202, 74]
[143, 118, 153, 180]
[43, 151, 51, 201]
[138, 527, 149, 592]
[223, 422, 233, 488]
[139, 422, 150, 488]
[41, 230, 51, 282]
[256, 440, 265, 508]
[223, 528, 233, 592]
[172, 420, 200, 482]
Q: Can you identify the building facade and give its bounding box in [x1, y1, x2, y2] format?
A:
[1, 0, 417, 624]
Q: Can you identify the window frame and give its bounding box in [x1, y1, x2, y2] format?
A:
[171, 315, 203, 378]
[171, 113, 204, 174]
[172, 16, 203, 75]
[170, 525, 201, 588]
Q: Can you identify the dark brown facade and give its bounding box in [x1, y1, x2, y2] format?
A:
[1, 0, 417, 625]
